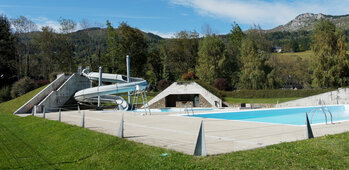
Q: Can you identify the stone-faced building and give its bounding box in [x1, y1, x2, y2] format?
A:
[147, 82, 222, 108]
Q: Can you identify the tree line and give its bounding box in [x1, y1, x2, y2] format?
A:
[1, 14, 349, 99]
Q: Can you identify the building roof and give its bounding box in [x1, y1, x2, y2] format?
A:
[147, 82, 222, 108]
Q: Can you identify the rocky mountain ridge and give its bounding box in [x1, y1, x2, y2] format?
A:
[269, 13, 349, 32]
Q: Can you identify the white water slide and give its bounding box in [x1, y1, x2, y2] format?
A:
[74, 69, 148, 110]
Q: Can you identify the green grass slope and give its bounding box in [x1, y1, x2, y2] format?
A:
[0, 86, 46, 114]
[276, 50, 314, 60]
[224, 97, 300, 104]
[1, 87, 349, 169]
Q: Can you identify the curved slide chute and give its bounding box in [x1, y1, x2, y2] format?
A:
[74, 69, 148, 110]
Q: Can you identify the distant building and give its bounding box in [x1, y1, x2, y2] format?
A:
[272, 46, 282, 53]
[147, 82, 222, 108]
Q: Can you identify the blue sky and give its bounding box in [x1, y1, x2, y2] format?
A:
[1, 0, 349, 38]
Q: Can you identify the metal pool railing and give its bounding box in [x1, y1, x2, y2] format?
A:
[308, 107, 333, 125]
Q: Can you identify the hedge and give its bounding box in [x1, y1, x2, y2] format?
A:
[224, 89, 336, 98]
[191, 80, 225, 99]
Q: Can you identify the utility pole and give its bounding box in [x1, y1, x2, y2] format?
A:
[126, 55, 131, 105]
[98, 66, 102, 108]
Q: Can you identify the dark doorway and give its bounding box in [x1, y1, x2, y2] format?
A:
[165, 94, 199, 107]
[165, 95, 177, 107]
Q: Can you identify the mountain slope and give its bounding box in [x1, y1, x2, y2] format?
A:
[269, 13, 349, 32]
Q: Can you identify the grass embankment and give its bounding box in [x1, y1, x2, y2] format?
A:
[223, 88, 334, 104]
[1, 87, 349, 168]
[276, 50, 314, 59]
[120, 95, 154, 104]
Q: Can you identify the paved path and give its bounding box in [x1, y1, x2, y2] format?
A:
[33, 109, 349, 155]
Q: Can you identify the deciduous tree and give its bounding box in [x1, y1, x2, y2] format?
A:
[11, 16, 37, 78]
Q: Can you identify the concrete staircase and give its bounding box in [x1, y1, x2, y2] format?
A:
[14, 73, 90, 114]
[36, 73, 90, 112]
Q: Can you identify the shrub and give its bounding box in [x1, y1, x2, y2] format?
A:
[157, 79, 172, 91]
[194, 80, 225, 99]
[49, 72, 64, 82]
[181, 72, 197, 81]
[213, 78, 230, 91]
[0, 86, 11, 102]
[35, 79, 50, 87]
[11, 77, 37, 98]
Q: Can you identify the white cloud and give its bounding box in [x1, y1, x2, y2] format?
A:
[169, 0, 349, 28]
[146, 30, 175, 38]
[33, 17, 61, 32]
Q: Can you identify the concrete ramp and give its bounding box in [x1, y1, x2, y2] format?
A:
[14, 73, 90, 114]
[278, 88, 349, 107]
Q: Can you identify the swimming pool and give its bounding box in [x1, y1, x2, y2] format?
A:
[132, 108, 214, 113]
[188, 105, 349, 125]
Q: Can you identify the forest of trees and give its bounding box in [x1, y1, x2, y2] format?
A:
[1, 14, 349, 101]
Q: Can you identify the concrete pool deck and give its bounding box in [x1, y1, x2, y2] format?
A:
[32, 109, 349, 155]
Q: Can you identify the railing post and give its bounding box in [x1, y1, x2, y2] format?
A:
[81, 111, 85, 128]
[58, 108, 61, 122]
[43, 106, 46, 118]
[33, 105, 37, 115]
[118, 113, 124, 138]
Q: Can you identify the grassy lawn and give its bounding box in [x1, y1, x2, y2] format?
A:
[120, 95, 154, 104]
[224, 97, 300, 104]
[276, 50, 314, 59]
[1, 87, 349, 168]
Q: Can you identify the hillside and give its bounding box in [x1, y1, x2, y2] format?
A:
[269, 13, 349, 32]
[72, 27, 164, 42]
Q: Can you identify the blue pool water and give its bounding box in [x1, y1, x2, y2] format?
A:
[188, 105, 349, 125]
[133, 108, 214, 113]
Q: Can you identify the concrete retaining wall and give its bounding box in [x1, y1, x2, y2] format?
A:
[37, 73, 90, 112]
[277, 88, 349, 107]
[14, 74, 68, 114]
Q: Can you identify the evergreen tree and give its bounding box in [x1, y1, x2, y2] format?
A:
[159, 30, 199, 80]
[58, 18, 76, 73]
[229, 22, 244, 57]
[239, 37, 266, 89]
[34, 26, 60, 79]
[105, 21, 148, 77]
[238, 29, 272, 89]
[228, 22, 244, 88]
[0, 14, 16, 87]
[312, 19, 349, 87]
[196, 34, 226, 84]
[145, 48, 162, 88]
